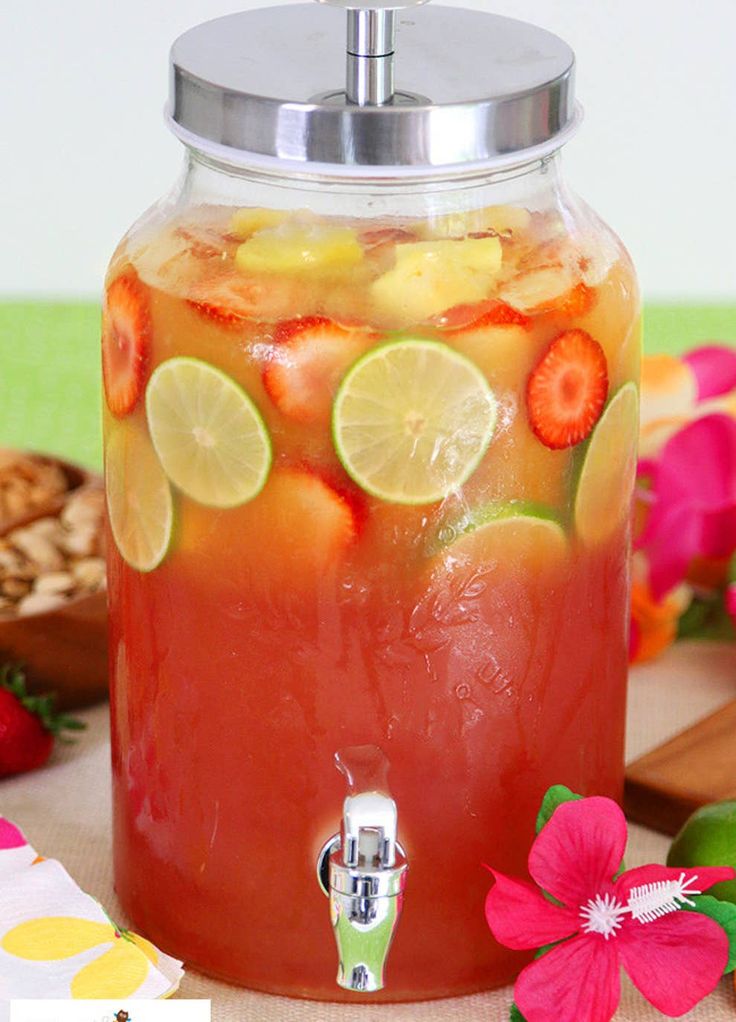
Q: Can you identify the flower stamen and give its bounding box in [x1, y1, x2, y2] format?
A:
[580, 893, 627, 939]
[626, 872, 701, 924]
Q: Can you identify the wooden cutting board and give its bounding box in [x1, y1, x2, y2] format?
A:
[624, 699, 736, 835]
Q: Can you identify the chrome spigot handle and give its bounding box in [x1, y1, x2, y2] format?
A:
[343, 790, 398, 867]
[318, 791, 408, 992]
[315, 0, 430, 106]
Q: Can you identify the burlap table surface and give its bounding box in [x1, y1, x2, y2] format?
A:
[2, 640, 734, 1021]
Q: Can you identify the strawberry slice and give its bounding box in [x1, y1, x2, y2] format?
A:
[102, 272, 151, 417]
[276, 467, 363, 554]
[300, 463, 368, 537]
[179, 466, 361, 588]
[187, 272, 306, 326]
[251, 467, 361, 567]
[553, 280, 597, 320]
[527, 329, 609, 449]
[186, 276, 256, 328]
[360, 227, 418, 275]
[173, 225, 229, 261]
[359, 227, 418, 262]
[263, 317, 371, 423]
[433, 299, 531, 332]
[359, 227, 417, 250]
[500, 264, 598, 320]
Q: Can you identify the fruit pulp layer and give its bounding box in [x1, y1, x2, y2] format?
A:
[107, 203, 639, 1000]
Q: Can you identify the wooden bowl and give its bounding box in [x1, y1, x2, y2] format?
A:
[0, 455, 108, 711]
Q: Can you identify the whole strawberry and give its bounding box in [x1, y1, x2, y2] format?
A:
[0, 665, 85, 778]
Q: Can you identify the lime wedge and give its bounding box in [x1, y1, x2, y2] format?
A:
[106, 425, 174, 572]
[332, 339, 498, 504]
[574, 382, 639, 546]
[146, 357, 272, 508]
[434, 502, 568, 568]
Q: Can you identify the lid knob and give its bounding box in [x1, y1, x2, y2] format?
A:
[316, 0, 430, 106]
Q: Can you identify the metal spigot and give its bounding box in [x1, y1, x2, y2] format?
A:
[318, 791, 408, 992]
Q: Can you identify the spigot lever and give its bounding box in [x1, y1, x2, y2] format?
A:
[317, 790, 408, 992]
[344, 790, 397, 867]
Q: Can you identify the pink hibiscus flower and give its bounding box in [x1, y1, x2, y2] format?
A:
[486, 797, 734, 1022]
[0, 818, 26, 849]
[683, 345, 736, 401]
[727, 582, 736, 626]
[637, 413, 736, 599]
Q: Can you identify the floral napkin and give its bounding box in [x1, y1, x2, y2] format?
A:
[0, 817, 183, 1005]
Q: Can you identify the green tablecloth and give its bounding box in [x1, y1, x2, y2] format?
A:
[1, 301, 734, 470]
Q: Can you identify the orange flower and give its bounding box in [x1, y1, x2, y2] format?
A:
[630, 573, 692, 664]
[639, 354, 697, 458]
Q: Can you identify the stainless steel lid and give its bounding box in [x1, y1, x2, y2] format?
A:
[167, 0, 579, 177]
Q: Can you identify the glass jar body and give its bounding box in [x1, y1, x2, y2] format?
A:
[105, 151, 640, 1001]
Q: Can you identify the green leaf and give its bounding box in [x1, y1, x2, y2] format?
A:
[676, 596, 711, 637]
[510, 1004, 528, 1022]
[0, 663, 86, 740]
[683, 895, 736, 974]
[677, 595, 736, 641]
[535, 941, 560, 958]
[535, 785, 583, 834]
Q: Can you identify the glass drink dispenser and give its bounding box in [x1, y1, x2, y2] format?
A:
[104, 0, 640, 1001]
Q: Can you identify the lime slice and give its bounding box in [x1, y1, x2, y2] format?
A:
[574, 382, 639, 546]
[332, 339, 498, 504]
[434, 502, 568, 569]
[145, 357, 272, 508]
[106, 426, 174, 572]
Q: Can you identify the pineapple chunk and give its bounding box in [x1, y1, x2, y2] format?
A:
[420, 204, 532, 240]
[420, 210, 479, 239]
[371, 237, 503, 324]
[481, 205, 532, 235]
[235, 225, 363, 274]
[230, 207, 290, 238]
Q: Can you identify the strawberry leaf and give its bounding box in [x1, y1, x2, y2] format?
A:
[535, 785, 583, 834]
[0, 664, 86, 740]
[683, 895, 736, 974]
[510, 1004, 528, 1022]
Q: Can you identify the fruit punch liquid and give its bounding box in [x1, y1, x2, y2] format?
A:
[105, 165, 640, 999]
